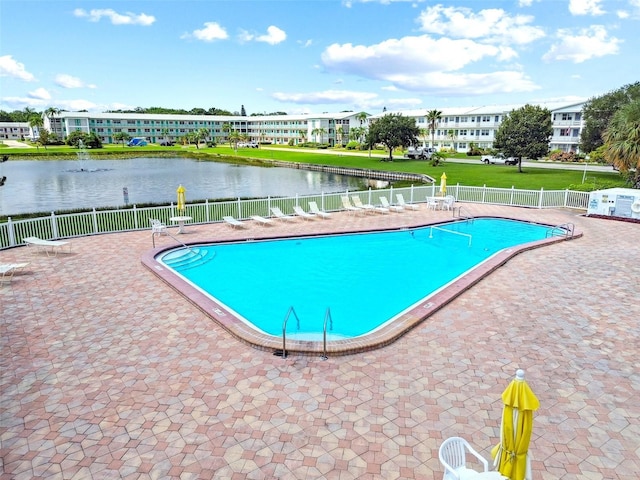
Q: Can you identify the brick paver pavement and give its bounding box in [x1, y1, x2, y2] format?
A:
[1, 204, 638, 479]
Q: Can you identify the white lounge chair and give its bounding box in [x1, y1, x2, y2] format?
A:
[308, 201, 331, 219]
[351, 195, 376, 214]
[23, 236, 72, 256]
[270, 207, 296, 222]
[341, 195, 363, 215]
[0, 262, 30, 284]
[251, 215, 274, 226]
[438, 436, 488, 480]
[396, 194, 419, 211]
[293, 205, 316, 220]
[380, 196, 403, 212]
[223, 216, 246, 229]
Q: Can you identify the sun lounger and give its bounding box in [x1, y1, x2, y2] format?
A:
[352, 196, 388, 214]
[23, 236, 72, 256]
[380, 196, 403, 212]
[251, 215, 274, 226]
[0, 262, 30, 284]
[223, 216, 246, 229]
[396, 194, 419, 211]
[270, 207, 296, 222]
[293, 205, 316, 220]
[308, 201, 331, 219]
[341, 195, 363, 215]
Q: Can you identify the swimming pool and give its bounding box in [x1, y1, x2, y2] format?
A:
[153, 218, 570, 349]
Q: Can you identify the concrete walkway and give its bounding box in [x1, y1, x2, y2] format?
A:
[1, 205, 638, 479]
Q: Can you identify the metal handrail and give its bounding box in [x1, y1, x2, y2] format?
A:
[546, 222, 575, 238]
[281, 306, 301, 359]
[429, 225, 473, 247]
[454, 205, 475, 222]
[321, 308, 333, 361]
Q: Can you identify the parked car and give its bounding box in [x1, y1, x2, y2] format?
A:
[127, 137, 148, 147]
[159, 140, 175, 146]
[481, 153, 518, 165]
[238, 142, 259, 148]
[405, 146, 436, 160]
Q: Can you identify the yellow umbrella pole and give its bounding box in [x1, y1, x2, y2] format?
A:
[440, 172, 447, 195]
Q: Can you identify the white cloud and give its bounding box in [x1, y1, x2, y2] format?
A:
[239, 26, 287, 45]
[0, 55, 35, 81]
[417, 5, 545, 45]
[183, 22, 229, 42]
[257, 26, 286, 45]
[568, 0, 605, 16]
[73, 8, 155, 26]
[298, 39, 313, 48]
[272, 89, 379, 105]
[542, 25, 621, 63]
[28, 88, 51, 100]
[342, 0, 428, 6]
[617, 0, 640, 18]
[381, 85, 399, 91]
[55, 74, 97, 89]
[1, 96, 48, 108]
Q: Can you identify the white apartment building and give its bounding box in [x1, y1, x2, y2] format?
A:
[33, 101, 585, 153]
[0, 122, 31, 141]
[376, 101, 585, 153]
[42, 111, 369, 147]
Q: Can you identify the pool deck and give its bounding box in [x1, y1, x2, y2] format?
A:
[1, 204, 639, 479]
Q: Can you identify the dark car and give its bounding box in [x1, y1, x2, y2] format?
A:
[159, 141, 175, 146]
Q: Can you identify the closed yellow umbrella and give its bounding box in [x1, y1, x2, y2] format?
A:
[440, 172, 447, 195]
[176, 184, 186, 212]
[492, 369, 540, 480]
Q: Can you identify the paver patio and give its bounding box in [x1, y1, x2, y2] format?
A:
[1, 204, 638, 479]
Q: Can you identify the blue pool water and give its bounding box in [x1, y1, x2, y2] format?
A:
[159, 218, 551, 338]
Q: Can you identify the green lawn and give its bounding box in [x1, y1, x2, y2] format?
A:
[0, 142, 624, 191]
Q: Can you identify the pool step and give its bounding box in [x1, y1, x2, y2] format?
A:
[163, 248, 215, 271]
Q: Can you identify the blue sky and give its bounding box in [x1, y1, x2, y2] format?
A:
[1, 0, 638, 115]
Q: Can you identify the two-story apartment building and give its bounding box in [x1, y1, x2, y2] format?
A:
[42, 111, 370, 147]
[0, 122, 31, 141]
[374, 101, 585, 154]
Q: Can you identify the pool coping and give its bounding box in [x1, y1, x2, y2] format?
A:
[141, 216, 582, 356]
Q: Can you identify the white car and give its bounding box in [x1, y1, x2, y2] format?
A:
[481, 154, 518, 165]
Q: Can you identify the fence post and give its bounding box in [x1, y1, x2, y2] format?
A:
[482, 185, 487, 204]
[7, 217, 16, 246]
[538, 188, 544, 208]
[368, 187, 372, 205]
[237, 198, 242, 219]
[455, 183, 459, 200]
[92, 208, 98, 234]
[205, 199, 210, 223]
[389, 185, 394, 204]
[321, 191, 325, 211]
[510, 186, 515, 206]
[51, 212, 59, 239]
[133, 205, 138, 230]
[564, 189, 569, 208]
[410, 184, 414, 203]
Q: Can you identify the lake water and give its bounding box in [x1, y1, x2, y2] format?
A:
[0, 156, 373, 216]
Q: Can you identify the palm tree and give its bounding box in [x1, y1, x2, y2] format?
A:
[229, 131, 241, 151]
[298, 129, 307, 144]
[197, 127, 210, 147]
[447, 129, 457, 152]
[336, 126, 345, 146]
[28, 114, 44, 144]
[113, 132, 131, 148]
[426, 109, 442, 149]
[45, 107, 62, 139]
[222, 122, 232, 146]
[161, 128, 170, 144]
[603, 100, 640, 187]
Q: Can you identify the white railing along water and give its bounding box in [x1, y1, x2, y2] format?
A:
[0, 184, 590, 250]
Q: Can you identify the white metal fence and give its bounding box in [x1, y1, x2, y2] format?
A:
[0, 184, 590, 250]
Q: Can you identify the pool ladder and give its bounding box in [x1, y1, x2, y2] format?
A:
[546, 223, 575, 238]
[275, 307, 333, 360]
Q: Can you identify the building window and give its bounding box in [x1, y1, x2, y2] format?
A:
[459, 129, 468, 136]
[560, 128, 570, 136]
[483, 116, 491, 122]
[562, 113, 571, 121]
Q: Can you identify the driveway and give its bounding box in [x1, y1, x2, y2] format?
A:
[0, 139, 33, 148]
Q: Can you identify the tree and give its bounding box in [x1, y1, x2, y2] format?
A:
[367, 113, 420, 161]
[336, 126, 345, 146]
[581, 82, 640, 153]
[113, 132, 131, 147]
[222, 123, 233, 146]
[603, 99, 640, 187]
[28, 114, 44, 141]
[311, 127, 326, 144]
[446, 129, 457, 151]
[426, 109, 442, 149]
[45, 107, 62, 139]
[494, 104, 552, 172]
[228, 131, 241, 150]
[240, 105, 247, 116]
[197, 127, 210, 146]
[161, 128, 170, 143]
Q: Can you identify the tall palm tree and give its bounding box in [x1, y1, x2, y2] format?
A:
[447, 129, 457, 152]
[45, 107, 62, 139]
[426, 109, 442, 149]
[603, 99, 640, 187]
[336, 126, 344, 146]
[222, 122, 232, 146]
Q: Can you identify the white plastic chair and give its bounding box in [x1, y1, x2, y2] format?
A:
[438, 437, 489, 480]
[149, 218, 167, 235]
[442, 195, 456, 211]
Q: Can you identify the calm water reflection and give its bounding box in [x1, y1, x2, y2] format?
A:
[0, 157, 375, 215]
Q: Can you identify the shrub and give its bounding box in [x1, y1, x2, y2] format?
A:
[346, 141, 359, 150]
[548, 150, 577, 162]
